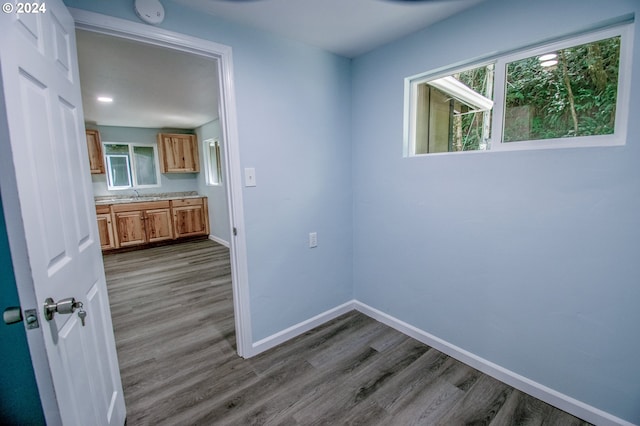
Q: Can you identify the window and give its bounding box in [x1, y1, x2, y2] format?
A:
[405, 23, 631, 155]
[204, 139, 222, 186]
[104, 143, 160, 190]
[410, 63, 495, 154]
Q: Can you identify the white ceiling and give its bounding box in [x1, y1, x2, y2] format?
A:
[77, 30, 220, 129]
[76, 0, 483, 130]
[176, 0, 484, 58]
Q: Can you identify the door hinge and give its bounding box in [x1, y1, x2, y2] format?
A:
[233, 227, 237, 236]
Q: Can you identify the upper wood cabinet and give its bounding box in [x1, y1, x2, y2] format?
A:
[85, 129, 105, 174]
[157, 133, 200, 173]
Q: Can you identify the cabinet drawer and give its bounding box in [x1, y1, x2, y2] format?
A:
[96, 205, 110, 214]
[171, 198, 204, 208]
[111, 200, 170, 213]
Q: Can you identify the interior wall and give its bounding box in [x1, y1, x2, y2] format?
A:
[351, 0, 640, 423]
[87, 124, 198, 196]
[196, 119, 232, 244]
[65, 0, 354, 342]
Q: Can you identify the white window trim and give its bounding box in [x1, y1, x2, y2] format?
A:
[404, 22, 634, 157]
[204, 138, 222, 186]
[103, 141, 162, 190]
[105, 154, 131, 189]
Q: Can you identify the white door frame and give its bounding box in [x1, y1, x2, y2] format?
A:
[69, 8, 253, 357]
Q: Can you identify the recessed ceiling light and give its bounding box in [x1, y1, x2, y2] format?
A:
[97, 96, 113, 103]
[539, 53, 558, 62]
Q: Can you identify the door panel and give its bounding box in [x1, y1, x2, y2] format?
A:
[0, 2, 126, 424]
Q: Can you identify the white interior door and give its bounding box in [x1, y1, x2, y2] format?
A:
[0, 1, 126, 425]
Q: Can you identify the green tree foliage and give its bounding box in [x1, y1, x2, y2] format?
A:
[454, 66, 490, 151]
[503, 36, 620, 142]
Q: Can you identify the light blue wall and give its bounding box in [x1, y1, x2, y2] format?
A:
[88, 124, 199, 196]
[351, 0, 640, 423]
[196, 119, 232, 243]
[66, 0, 354, 341]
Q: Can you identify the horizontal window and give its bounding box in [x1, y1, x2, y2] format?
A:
[405, 23, 632, 156]
[104, 142, 160, 190]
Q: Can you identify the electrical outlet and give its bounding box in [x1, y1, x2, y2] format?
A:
[309, 232, 317, 248]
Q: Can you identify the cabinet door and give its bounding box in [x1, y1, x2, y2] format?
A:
[173, 205, 207, 238]
[157, 133, 200, 173]
[114, 211, 146, 247]
[85, 129, 105, 174]
[96, 213, 116, 250]
[145, 208, 174, 243]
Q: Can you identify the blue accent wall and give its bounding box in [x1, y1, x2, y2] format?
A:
[351, 0, 640, 423]
[0, 193, 45, 425]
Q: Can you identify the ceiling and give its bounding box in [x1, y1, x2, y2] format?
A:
[77, 30, 220, 129]
[77, 0, 483, 130]
[176, 0, 483, 58]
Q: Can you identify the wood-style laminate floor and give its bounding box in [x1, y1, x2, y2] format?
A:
[103, 239, 592, 425]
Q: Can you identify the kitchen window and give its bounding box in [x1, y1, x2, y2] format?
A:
[104, 143, 160, 190]
[405, 23, 632, 156]
[204, 139, 222, 186]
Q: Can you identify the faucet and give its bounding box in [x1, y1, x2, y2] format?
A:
[133, 189, 140, 200]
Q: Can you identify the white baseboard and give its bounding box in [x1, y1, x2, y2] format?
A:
[249, 300, 633, 425]
[251, 300, 356, 355]
[353, 301, 634, 426]
[208, 234, 230, 248]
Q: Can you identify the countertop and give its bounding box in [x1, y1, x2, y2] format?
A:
[95, 191, 202, 205]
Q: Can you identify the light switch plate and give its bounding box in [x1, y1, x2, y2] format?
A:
[245, 168, 256, 187]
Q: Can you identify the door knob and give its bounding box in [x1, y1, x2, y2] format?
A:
[44, 297, 81, 321]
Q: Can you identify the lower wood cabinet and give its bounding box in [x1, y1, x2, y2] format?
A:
[97, 197, 209, 251]
[96, 205, 116, 250]
[172, 197, 209, 239]
[111, 201, 174, 248]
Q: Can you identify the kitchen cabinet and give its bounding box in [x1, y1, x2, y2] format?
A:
[96, 205, 116, 250]
[157, 133, 200, 173]
[172, 197, 209, 239]
[96, 196, 209, 251]
[111, 201, 174, 248]
[86, 129, 105, 174]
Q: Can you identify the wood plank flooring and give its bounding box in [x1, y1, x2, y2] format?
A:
[103, 240, 593, 425]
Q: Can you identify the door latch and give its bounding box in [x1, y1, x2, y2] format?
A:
[3, 307, 39, 329]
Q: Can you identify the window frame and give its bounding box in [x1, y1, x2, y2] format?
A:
[404, 23, 633, 157]
[203, 138, 223, 186]
[105, 154, 132, 190]
[103, 141, 162, 190]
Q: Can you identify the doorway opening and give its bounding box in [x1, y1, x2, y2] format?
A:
[72, 9, 252, 358]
